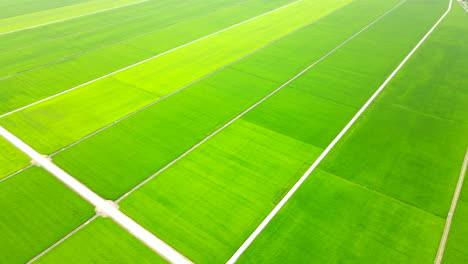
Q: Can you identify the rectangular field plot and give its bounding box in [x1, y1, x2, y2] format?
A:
[34, 218, 166, 264]
[0, 0, 350, 154]
[321, 0, 468, 218]
[0, 0, 466, 263]
[29, 0, 403, 198]
[0, 137, 29, 178]
[119, 119, 323, 263]
[0, 0, 249, 76]
[237, 170, 445, 263]
[0, 167, 94, 264]
[0, 0, 92, 19]
[237, 2, 468, 263]
[0, 0, 148, 34]
[101, 0, 456, 262]
[0, 0, 288, 113]
[321, 103, 467, 216]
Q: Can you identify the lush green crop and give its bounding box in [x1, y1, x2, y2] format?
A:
[0, 0, 92, 20]
[0, 0, 250, 77]
[116, 0, 454, 263]
[35, 218, 166, 264]
[0, 0, 290, 113]
[0, 0, 351, 262]
[0, 0, 465, 263]
[0, 138, 29, 178]
[239, 1, 468, 263]
[118, 119, 321, 263]
[0, 0, 146, 34]
[0, 167, 94, 263]
[22, 0, 455, 263]
[0, 0, 298, 178]
[0, 0, 350, 153]
[239, 170, 444, 263]
[47, 0, 402, 200]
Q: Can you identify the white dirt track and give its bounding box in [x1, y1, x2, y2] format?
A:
[0, 125, 192, 264]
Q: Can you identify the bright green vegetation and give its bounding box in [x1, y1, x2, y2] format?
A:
[0, 0, 251, 77]
[239, 1, 468, 263]
[0, 0, 92, 19]
[0, 0, 465, 263]
[378, 0, 467, 124]
[321, 0, 468, 218]
[0, 0, 301, 178]
[35, 218, 166, 264]
[0, 0, 350, 154]
[288, 0, 449, 108]
[437, 4, 468, 263]
[118, 0, 450, 261]
[0, 0, 243, 52]
[0, 0, 146, 34]
[0, 167, 94, 264]
[120, 119, 322, 263]
[0, 0, 406, 261]
[0, 0, 283, 112]
[53, 68, 282, 198]
[49, 0, 402, 198]
[321, 103, 467, 216]
[240, 171, 444, 263]
[0, 138, 29, 179]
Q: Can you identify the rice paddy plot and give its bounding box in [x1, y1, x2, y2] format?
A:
[0, 0, 401, 184]
[237, 170, 445, 263]
[0, 0, 350, 153]
[0, 0, 295, 114]
[0, 0, 246, 77]
[237, 1, 468, 262]
[0, 0, 466, 263]
[101, 0, 454, 262]
[33, 218, 167, 264]
[321, 103, 467, 216]
[320, 0, 468, 218]
[0, 0, 93, 20]
[0, 0, 148, 34]
[106, 119, 324, 263]
[0, 0, 220, 51]
[0, 0, 358, 184]
[32, 0, 401, 200]
[0, 0, 407, 261]
[0, 137, 29, 179]
[0, 167, 94, 264]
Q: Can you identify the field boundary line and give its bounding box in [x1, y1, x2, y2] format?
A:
[435, 145, 468, 264]
[0, 0, 349, 185]
[0, 126, 192, 264]
[116, 0, 407, 203]
[0, 0, 253, 55]
[26, 215, 98, 264]
[325, 168, 445, 218]
[0, 0, 256, 80]
[0, 0, 150, 36]
[0, 0, 302, 119]
[226, 0, 453, 262]
[0, 164, 33, 183]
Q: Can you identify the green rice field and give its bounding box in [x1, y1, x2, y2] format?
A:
[0, 0, 466, 263]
